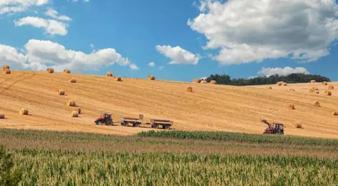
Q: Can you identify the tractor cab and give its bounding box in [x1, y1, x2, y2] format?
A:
[95, 113, 113, 125]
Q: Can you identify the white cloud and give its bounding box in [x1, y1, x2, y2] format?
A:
[0, 0, 49, 14]
[189, 0, 338, 65]
[258, 67, 310, 77]
[45, 8, 71, 22]
[148, 62, 155, 67]
[15, 16, 68, 36]
[0, 39, 138, 71]
[156, 45, 199, 65]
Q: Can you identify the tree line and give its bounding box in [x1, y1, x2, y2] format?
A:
[206, 73, 331, 86]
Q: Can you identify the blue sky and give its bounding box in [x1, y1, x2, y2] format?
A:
[1, 0, 338, 81]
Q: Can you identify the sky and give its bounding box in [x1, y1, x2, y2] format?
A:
[1, 0, 338, 81]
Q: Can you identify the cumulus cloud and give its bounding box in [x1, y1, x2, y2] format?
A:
[45, 8, 71, 22]
[14, 17, 68, 36]
[258, 67, 310, 77]
[189, 0, 338, 65]
[0, 39, 138, 71]
[156, 45, 199, 65]
[0, 0, 48, 14]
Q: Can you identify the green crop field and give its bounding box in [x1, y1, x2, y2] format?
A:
[1, 129, 337, 185]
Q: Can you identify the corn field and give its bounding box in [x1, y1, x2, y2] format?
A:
[10, 150, 338, 185]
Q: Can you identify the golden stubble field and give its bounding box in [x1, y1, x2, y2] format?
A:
[0, 71, 337, 138]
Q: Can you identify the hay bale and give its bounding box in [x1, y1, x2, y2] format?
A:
[148, 75, 156, 80]
[283, 82, 288, 86]
[277, 81, 284, 86]
[116, 77, 122, 82]
[67, 100, 76, 107]
[106, 72, 113, 77]
[309, 87, 319, 94]
[2, 64, 10, 71]
[69, 79, 77, 83]
[71, 111, 79, 118]
[200, 80, 208, 84]
[64, 69, 71, 74]
[322, 81, 328, 86]
[325, 90, 332, 96]
[0, 114, 5, 119]
[328, 85, 335, 90]
[47, 68, 54, 73]
[333, 112, 338, 116]
[288, 104, 296, 110]
[192, 79, 201, 83]
[295, 123, 303, 129]
[289, 89, 295, 92]
[3, 69, 11, 74]
[76, 108, 82, 114]
[58, 89, 65, 96]
[19, 108, 29, 115]
[209, 80, 217, 84]
[268, 86, 272, 89]
[310, 80, 316, 83]
[186, 87, 193, 93]
[313, 101, 321, 107]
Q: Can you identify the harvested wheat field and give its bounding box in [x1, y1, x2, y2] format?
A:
[0, 71, 337, 138]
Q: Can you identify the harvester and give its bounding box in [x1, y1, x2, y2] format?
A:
[95, 113, 113, 125]
[261, 119, 284, 135]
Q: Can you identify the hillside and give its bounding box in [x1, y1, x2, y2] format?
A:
[0, 71, 337, 138]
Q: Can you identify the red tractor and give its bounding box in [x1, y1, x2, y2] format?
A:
[261, 119, 284, 135]
[95, 113, 113, 125]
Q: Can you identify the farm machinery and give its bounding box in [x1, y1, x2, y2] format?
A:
[94, 113, 173, 129]
[95, 113, 113, 125]
[261, 119, 284, 135]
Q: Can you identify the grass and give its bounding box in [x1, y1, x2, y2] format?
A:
[0, 128, 337, 185]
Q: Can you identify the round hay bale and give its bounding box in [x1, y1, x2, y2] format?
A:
[47, 68, 54, 73]
[71, 111, 79, 118]
[288, 104, 296, 110]
[313, 101, 321, 107]
[76, 108, 82, 114]
[186, 87, 193, 93]
[63, 69, 71, 74]
[0, 114, 5, 119]
[325, 90, 332, 96]
[322, 81, 328, 86]
[3, 69, 11, 74]
[200, 80, 208, 84]
[289, 89, 295, 92]
[2, 64, 10, 71]
[67, 100, 76, 107]
[277, 81, 284, 86]
[283, 82, 288, 86]
[268, 86, 272, 89]
[106, 72, 113, 77]
[147, 75, 156, 80]
[309, 87, 319, 94]
[209, 80, 217, 84]
[310, 80, 316, 83]
[19, 108, 29, 115]
[333, 112, 338, 116]
[116, 77, 122, 82]
[69, 79, 77, 83]
[295, 123, 303, 129]
[58, 89, 65, 96]
[328, 85, 335, 90]
[192, 79, 201, 83]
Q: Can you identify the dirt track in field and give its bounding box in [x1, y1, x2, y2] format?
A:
[0, 71, 337, 138]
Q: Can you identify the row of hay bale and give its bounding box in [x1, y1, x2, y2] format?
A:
[47, 68, 71, 74]
[192, 79, 217, 84]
